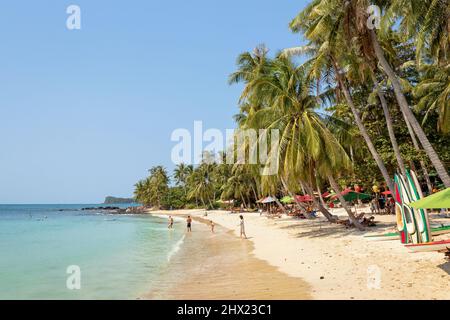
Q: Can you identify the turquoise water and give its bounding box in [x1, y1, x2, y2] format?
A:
[0, 204, 185, 299]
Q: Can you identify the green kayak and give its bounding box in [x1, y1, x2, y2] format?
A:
[365, 224, 450, 241]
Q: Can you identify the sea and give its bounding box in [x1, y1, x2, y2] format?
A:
[0, 204, 186, 299]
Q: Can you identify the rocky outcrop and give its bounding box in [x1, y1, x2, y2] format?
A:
[103, 196, 136, 204]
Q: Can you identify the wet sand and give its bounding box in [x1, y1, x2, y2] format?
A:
[143, 218, 310, 300]
[147, 209, 450, 300]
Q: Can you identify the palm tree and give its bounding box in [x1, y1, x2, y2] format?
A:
[240, 56, 362, 228]
[186, 160, 216, 209]
[414, 63, 450, 134]
[282, 40, 395, 192]
[383, 0, 450, 64]
[173, 163, 193, 195]
[290, 0, 450, 187]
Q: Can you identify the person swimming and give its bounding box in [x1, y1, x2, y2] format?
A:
[168, 216, 174, 229]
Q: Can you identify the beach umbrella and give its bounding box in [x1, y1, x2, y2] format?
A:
[381, 191, 392, 196]
[295, 195, 314, 202]
[261, 196, 277, 204]
[280, 196, 294, 204]
[332, 190, 371, 202]
[256, 197, 266, 203]
[410, 188, 450, 209]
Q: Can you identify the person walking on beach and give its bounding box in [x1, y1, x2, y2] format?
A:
[186, 216, 192, 232]
[168, 216, 174, 229]
[239, 215, 247, 239]
[210, 220, 215, 233]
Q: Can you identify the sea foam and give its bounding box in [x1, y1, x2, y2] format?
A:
[167, 234, 185, 262]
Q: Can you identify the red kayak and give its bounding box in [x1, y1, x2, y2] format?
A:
[405, 239, 450, 252]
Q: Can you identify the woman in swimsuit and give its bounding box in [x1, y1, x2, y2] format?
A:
[239, 215, 247, 239]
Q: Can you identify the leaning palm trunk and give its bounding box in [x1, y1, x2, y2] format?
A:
[280, 176, 310, 216]
[401, 106, 434, 193]
[240, 192, 248, 209]
[328, 175, 364, 230]
[332, 60, 394, 192]
[303, 181, 336, 222]
[315, 177, 326, 207]
[272, 195, 285, 211]
[370, 30, 450, 188]
[370, 72, 408, 179]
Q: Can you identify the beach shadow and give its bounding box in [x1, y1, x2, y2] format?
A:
[278, 217, 391, 239]
[438, 260, 450, 275]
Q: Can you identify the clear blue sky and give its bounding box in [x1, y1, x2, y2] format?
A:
[0, 0, 307, 204]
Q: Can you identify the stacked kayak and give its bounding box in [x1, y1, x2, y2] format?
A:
[405, 240, 450, 253]
[374, 172, 449, 253]
[365, 224, 450, 241]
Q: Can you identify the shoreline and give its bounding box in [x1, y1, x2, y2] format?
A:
[142, 212, 310, 300]
[148, 208, 450, 300]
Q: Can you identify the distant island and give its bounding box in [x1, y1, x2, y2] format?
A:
[103, 196, 136, 204]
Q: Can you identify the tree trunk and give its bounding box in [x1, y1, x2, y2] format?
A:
[304, 182, 336, 222]
[370, 30, 450, 188]
[328, 175, 364, 230]
[370, 72, 408, 179]
[332, 59, 394, 192]
[240, 192, 248, 209]
[200, 197, 206, 209]
[349, 146, 356, 180]
[250, 185, 260, 209]
[272, 195, 285, 211]
[280, 176, 305, 212]
[315, 177, 326, 207]
[402, 109, 433, 193]
[207, 196, 214, 210]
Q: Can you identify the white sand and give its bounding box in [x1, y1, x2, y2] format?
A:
[151, 208, 450, 300]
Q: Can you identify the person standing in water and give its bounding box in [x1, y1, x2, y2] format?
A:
[168, 216, 174, 229]
[210, 220, 215, 233]
[186, 216, 192, 232]
[239, 215, 247, 239]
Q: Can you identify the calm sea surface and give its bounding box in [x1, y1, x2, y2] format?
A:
[0, 204, 185, 299]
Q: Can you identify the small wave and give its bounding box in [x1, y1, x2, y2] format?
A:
[167, 235, 185, 262]
[152, 214, 185, 222]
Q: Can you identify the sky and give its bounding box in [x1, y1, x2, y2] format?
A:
[0, 0, 308, 204]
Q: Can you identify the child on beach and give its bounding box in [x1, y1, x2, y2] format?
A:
[168, 216, 174, 229]
[239, 215, 247, 239]
[210, 220, 215, 233]
[186, 216, 192, 232]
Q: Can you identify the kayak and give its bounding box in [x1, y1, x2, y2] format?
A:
[396, 174, 420, 243]
[365, 224, 450, 241]
[405, 239, 450, 253]
[407, 170, 431, 243]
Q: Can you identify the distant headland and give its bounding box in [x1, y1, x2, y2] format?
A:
[103, 196, 136, 204]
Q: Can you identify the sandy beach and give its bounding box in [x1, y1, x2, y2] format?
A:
[147, 208, 450, 300]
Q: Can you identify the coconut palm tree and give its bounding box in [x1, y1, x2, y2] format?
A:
[414, 63, 450, 134]
[282, 40, 395, 192]
[290, 0, 450, 187]
[173, 163, 193, 195]
[241, 56, 363, 228]
[383, 0, 450, 64]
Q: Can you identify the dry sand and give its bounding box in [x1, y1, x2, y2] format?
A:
[148, 208, 450, 300]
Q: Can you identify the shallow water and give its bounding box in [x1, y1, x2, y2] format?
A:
[0, 204, 185, 299]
